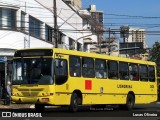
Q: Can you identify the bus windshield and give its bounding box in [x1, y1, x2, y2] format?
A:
[12, 58, 53, 85]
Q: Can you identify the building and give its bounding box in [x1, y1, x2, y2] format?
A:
[119, 26, 147, 58]
[124, 28, 146, 49]
[119, 42, 144, 57]
[63, 0, 82, 8]
[0, 0, 97, 95]
[64, 0, 98, 52]
[88, 5, 104, 53]
[66, 4, 104, 53]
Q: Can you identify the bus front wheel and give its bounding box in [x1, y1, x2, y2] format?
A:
[35, 104, 45, 112]
[69, 93, 79, 112]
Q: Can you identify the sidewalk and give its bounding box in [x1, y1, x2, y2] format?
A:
[0, 103, 34, 109]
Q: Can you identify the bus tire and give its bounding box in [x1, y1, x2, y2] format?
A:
[69, 93, 79, 112]
[125, 94, 135, 111]
[35, 104, 45, 112]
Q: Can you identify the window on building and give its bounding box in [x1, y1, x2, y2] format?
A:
[21, 12, 25, 32]
[139, 65, 148, 81]
[29, 16, 42, 38]
[77, 42, 82, 51]
[108, 60, 118, 79]
[69, 38, 75, 50]
[119, 62, 129, 80]
[83, 44, 88, 51]
[45, 25, 52, 42]
[69, 56, 81, 77]
[99, 13, 103, 24]
[82, 57, 94, 78]
[95, 59, 107, 79]
[148, 66, 155, 82]
[0, 8, 16, 29]
[91, 12, 96, 19]
[58, 32, 63, 44]
[129, 63, 139, 81]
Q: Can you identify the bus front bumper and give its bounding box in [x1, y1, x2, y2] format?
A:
[11, 96, 54, 104]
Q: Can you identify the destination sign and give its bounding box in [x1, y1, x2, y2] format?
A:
[14, 49, 53, 57]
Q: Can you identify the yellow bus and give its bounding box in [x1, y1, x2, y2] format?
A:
[11, 48, 157, 112]
[158, 77, 160, 101]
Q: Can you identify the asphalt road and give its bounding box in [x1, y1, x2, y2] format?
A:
[0, 103, 160, 120]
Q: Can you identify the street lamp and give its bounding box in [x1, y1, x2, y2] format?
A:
[74, 34, 96, 51]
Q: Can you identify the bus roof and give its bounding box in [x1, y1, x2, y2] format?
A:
[53, 48, 155, 65]
[14, 48, 155, 66]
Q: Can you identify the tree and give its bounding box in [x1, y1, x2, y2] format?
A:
[149, 42, 160, 76]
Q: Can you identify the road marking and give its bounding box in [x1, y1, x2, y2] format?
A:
[156, 102, 160, 104]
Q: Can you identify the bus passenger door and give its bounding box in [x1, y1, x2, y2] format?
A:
[54, 54, 70, 104]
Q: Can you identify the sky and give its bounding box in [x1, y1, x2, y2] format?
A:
[81, 0, 160, 48]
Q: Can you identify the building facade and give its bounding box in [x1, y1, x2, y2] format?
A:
[0, 0, 96, 54]
[88, 5, 104, 53]
[125, 28, 146, 48]
[0, 0, 97, 96]
[63, 0, 82, 8]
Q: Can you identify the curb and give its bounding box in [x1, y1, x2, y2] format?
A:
[0, 104, 33, 109]
[0, 104, 61, 109]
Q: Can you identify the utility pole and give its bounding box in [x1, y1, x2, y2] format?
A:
[97, 25, 102, 54]
[108, 28, 111, 55]
[98, 34, 102, 53]
[53, 0, 58, 48]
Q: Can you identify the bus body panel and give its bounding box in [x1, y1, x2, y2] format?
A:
[12, 85, 56, 105]
[11, 48, 158, 107]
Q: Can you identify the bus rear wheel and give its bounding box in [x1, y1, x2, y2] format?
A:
[35, 104, 45, 112]
[119, 94, 135, 111]
[69, 93, 79, 112]
[125, 94, 135, 110]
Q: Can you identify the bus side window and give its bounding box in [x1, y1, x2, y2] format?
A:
[119, 62, 129, 80]
[95, 59, 107, 79]
[82, 57, 95, 78]
[108, 60, 118, 79]
[139, 64, 148, 81]
[129, 63, 139, 81]
[69, 56, 81, 77]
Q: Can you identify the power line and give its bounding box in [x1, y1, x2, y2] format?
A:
[2, 15, 160, 29]
[104, 13, 160, 19]
[1, 18, 160, 34]
[1, 1, 160, 39]
[2, 1, 160, 19]
[2, 1, 160, 30]
[2, 25, 160, 36]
